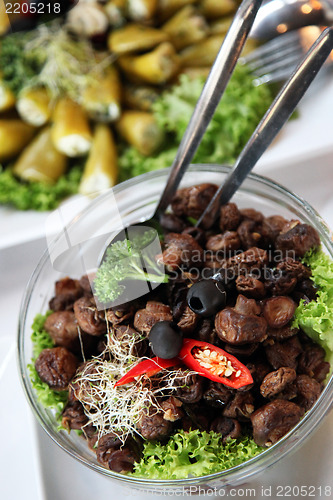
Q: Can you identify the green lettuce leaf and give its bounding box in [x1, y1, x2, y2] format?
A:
[0, 165, 82, 211]
[118, 144, 177, 182]
[119, 65, 273, 181]
[132, 429, 263, 479]
[293, 249, 333, 361]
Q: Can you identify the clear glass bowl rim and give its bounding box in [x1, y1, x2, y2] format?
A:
[17, 164, 333, 489]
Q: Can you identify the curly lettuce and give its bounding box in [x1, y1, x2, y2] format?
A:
[28, 311, 68, 415]
[119, 65, 273, 181]
[132, 429, 263, 479]
[0, 164, 82, 211]
[293, 249, 333, 362]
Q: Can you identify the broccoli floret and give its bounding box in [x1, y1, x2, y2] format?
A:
[94, 229, 168, 304]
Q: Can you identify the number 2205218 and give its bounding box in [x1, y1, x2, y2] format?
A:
[5, 3, 61, 14]
[276, 485, 332, 496]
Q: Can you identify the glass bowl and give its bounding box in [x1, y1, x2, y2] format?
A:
[18, 164, 333, 491]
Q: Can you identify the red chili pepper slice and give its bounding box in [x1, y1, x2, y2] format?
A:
[114, 356, 180, 387]
[179, 338, 253, 389]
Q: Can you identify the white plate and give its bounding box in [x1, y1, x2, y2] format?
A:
[256, 68, 333, 172]
[0, 194, 91, 250]
[1, 70, 333, 250]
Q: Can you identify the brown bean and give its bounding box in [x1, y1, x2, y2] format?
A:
[267, 325, 299, 341]
[62, 401, 88, 431]
[223, 392, 255, 420]
[251, 400, 303, 446]
[177, 305, 199, 334]
[171, 183, 218, 218]
[136, 407, 173, 441]
[44, 311, 78, 348]
[295, 375, 321, 411]
[215, 307, 267, 345]
[203, 380, 233, 408]
[108, 448, 138, 473]
[265, 336, 302, 370]
[134, 301, 172, 334]
[74, 297, 106, 336]
[49, 277, 84, 311]
[206, 231, 240, 253]
[35, 347, 78, 391]
[233, 294, 261, 316]
[210, 417, 242, 443]
[236, 275, 266, 299]
[219, 202, 241, 232]
[173, 370, 204, 403]
[275, 223, 320, 257]
[237, 219, 262, 249]
[223, 247, 268, 276]
[261, 215, 288, 241]
[96, 432, 124, 466]
[160, 213, 186, 233]
[263, 296, 296, 328]
[159, 232, 203, 270]
[240, 208, 264, 223]
[182, 226, 206, 246]
[260, 367, 296, 398]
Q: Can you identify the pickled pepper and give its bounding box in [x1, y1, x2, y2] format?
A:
[13, 127, 67, 183]
[52, 97, 92, 157]
[79, 124, 118, 196]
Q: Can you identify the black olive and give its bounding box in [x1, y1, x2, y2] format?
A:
[187, 280, 227, 317]
[214, 268, 237, 292]
[149, 321, 183, 359]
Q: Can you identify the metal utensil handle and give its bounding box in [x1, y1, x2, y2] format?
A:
[197, 27, 333, 229]
[250, 0, 328, 41]
[153, 0, 263, 218]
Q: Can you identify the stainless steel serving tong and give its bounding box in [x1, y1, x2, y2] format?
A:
[153, 0, 264, 218]
[243, 26, 333, 86]
[99, 0, 264, 266]
[196, 27, 333, 229]
[250, 0, 333, 41]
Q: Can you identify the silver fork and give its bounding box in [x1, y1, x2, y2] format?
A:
[242, 26, 333, 85]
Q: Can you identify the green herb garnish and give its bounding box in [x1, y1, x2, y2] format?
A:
[94, 229, 168, 303]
